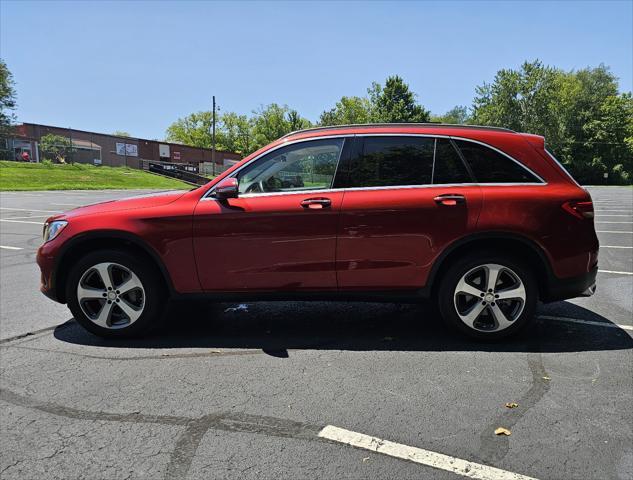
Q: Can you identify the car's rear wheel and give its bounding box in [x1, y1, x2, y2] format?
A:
[438, 252, 537, 340]
[66, 249, 165, 338]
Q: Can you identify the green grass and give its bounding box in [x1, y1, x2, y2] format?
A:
[0, 161, 191, 191]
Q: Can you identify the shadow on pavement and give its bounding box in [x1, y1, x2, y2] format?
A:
[54, 299, 633, 354]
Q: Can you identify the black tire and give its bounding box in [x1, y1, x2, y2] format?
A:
[437, 250, 537, 340]
[66, 249, 166, 338]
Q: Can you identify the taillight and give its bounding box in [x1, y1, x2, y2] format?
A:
[562, 201, 594, 219]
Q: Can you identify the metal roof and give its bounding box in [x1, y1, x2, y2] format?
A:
[281, 123, 516, 139]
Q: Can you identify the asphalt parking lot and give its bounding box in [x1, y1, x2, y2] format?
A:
[0, 187, 631, 480]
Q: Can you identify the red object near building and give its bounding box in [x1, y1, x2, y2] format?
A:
[37, 123, 598, 340]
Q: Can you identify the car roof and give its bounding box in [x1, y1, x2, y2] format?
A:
[282, 123, 516, 140]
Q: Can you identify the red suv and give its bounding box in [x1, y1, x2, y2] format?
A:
[37, 124, 599, 340]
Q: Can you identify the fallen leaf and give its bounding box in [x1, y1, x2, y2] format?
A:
[362, 457, 370, 462]
[505, 402, 519, 409]
[542, 376, 551, 381]
[494, 427, 512, 436]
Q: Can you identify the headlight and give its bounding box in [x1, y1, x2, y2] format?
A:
[42, 220, 68, 243]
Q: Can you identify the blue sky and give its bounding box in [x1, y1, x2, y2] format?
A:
[1, 0, 631, 140]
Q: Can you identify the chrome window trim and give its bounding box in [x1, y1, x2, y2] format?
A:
[202, 134, 354, 200]
[202, 132, 547, 201]
[449, 136, 546, 184]
[545, 148, 580, 186]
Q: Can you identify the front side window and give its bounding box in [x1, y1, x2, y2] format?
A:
[349, 136, 435, 187]
[454, 139, 541, 183]
[237, 138, 343, 194]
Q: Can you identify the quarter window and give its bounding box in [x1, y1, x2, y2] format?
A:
[349, 136, 435, 187]
[454, 139, 540, 183]
[237, 138, 343, 194]
[433, 139, 472, 184]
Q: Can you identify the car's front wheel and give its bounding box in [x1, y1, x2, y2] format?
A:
[66, 249, 165, 338]
[438, 252, 537, 340]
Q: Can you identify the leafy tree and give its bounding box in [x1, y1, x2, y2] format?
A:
[471, 60, 632, 183]
[0, 59, 17, 133]
[369, 75, 430, 123]
[165, 111, 213, 148]
[250, 103, 311, 151]
[431, 105, 470, 124]
[218, 112, 252, 155]
[40, 134, 72, 163]
[112, 130, 131, 137]
[319, 96, 372, 126]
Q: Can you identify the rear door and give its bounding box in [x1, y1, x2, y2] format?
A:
[336, 135, 482, 290]
[193, 137, 349, 292]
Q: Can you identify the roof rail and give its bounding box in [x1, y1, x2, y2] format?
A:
[281, 123, 516, 139]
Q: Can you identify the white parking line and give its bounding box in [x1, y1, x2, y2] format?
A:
[0, 219, 42, 225]
[595, 221, 633, 224]
[318, 425, 538, 480]
[597, 214, 633, 217]
[598, 269, 633, 275]
[595, 210, 633, 213]
[0, 207, 60, 213]
[601, 245, 633, 249]
[596, 231, 632, 234]
[0, 215, 51, 220]
[0, 245, 23, 250]
[539, 315, 632, 332]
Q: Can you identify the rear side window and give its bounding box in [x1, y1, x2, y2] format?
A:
[349, 136, 434, 187]
[433, 139, 472, 184]
[454, 139, 541, 183]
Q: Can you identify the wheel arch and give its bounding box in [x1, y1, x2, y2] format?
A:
[427, 232, 554, 299]
[52, 230, 175, 304]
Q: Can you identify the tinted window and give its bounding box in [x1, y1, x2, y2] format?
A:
[237, 138, 343, 194]
[454, 139, 540, 183]
[350, 137, 434, 187]
[433, 139, 472, 184]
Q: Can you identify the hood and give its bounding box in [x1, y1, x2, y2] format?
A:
[60, 190, 187, 219]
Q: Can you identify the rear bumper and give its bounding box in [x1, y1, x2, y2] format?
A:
[542, 265, 598, 302]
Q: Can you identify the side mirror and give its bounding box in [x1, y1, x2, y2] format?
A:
[214, 177, 239, 200]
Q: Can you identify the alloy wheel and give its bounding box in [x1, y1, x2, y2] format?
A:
[76, 262, 145, 329]
[453, 263, 526, 332]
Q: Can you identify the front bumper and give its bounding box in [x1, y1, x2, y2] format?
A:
[36, 245, 63, 303]
[542, 265, 598, 302]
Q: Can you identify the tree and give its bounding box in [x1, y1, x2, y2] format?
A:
[112, 130, 131, 137]
[165, 111, 213, 148]
[40, 134, 72, 163]
[250, 104, 311, 151]
[0, 59, 17, 133]
[470, 60, 632, 183]
[319, 96, 372, 126]
[218, 112, 252, 155]
[431, 105, 470, 124]
[369, 75, 430, 123]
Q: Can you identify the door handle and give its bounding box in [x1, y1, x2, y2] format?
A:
[300, 197, 332, 209]
[434, 194, 466, 206]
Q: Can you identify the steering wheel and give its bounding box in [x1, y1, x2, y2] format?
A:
[244, 180, 266, 193]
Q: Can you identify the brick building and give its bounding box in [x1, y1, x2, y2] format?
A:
[3, 123, 241, 169]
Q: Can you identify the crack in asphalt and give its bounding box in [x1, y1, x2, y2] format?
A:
[0, 387, 322, 479]
[2, 344, 267, 361]
[476, 334, 551, 464]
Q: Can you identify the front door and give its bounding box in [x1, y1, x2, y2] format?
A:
[193, 137, 348, 292]
[336, 136, 482, 290]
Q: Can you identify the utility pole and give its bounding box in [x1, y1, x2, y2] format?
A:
[212, 95, 216, 176]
